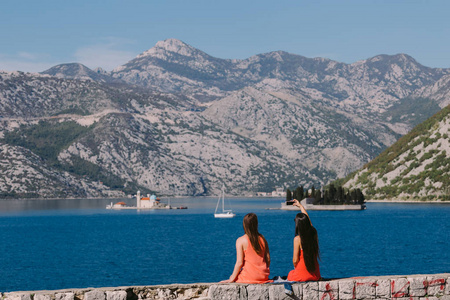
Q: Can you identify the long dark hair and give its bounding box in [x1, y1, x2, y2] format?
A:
[243, 213, 269, 264]
[294, 213, 320, 273]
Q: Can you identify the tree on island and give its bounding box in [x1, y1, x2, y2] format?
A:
[287, 183, 365, 206]
[356, 188, 365, 204]
[296, 186, 304, 200]
[286, 189, 292, 202]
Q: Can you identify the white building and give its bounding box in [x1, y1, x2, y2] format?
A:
[136, 191, 170, 209]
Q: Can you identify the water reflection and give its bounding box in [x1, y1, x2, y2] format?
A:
[0, 198, 125, 213]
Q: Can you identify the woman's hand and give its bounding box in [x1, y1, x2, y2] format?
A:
[220, 279, 234, 283]
[293, 199, 312, 224]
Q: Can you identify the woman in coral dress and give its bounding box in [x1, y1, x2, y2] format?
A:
[287, 200, 321, 282]
[221, 213, 272, 283]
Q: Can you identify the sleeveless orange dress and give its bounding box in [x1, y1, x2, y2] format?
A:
[235, 235, 272, 283]
[287, 249, 321, 282]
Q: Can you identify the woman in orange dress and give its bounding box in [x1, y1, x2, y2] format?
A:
[287, 199, 321, 282]
[221, 213, 272, 283]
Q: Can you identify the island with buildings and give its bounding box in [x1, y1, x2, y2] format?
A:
[106, 191, 187, 210]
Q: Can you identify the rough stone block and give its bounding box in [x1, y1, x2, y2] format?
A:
[291, 283, 303, 298]
[136, 287, 159, 300]
[338, 280, 354, 300]
[391, 278, 410, 298]
[84, 290, 106, 300]
[354, 278, 377, 299]
[178, 287, 209, 299]
[408, 276, 427, 297]
[34, 295, 51, 300]
[446, 277, 450, 295]
[157, 288, 174, 299]
[376, 279, 391, 298]
[105, 291, 127, 300]
[302, 282, 319, 300]
[268, 284, 292, 300]
[440, 295, 450, 300]
[239, 285, 248, 300]
[208, 285, 241, 300]
[246, 284, 269, 300]
[55, 293, 75, 300]
[426, 276, 446, 296]
[3, 293, 32, 300]
[318, 281, 338, 300]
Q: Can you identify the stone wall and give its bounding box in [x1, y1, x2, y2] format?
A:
[2, 273, 449, 300]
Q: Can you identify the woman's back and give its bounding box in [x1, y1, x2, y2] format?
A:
[235, 235, 271, 283]
[221, 213, 271, 284]
[287, 201, 321, 282]
[287, 248, 320, 281]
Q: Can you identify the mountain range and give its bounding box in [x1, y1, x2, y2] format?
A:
[1, 39, 449, 198]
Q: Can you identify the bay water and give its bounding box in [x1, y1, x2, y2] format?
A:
[0, 198, 449, 292]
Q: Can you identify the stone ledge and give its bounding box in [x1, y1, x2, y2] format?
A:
[1, 274, 449, 300]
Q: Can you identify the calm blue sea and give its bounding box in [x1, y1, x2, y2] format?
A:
[0, 198, 449, 292]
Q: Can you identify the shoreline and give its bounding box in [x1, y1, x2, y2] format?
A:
[366, 199, 450, 204]
[0, 195, 283, 201]
[1, 197, 449, 204]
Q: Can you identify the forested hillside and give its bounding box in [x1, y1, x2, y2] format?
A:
[341, 105, 450, 201]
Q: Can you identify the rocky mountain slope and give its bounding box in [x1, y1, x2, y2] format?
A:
[341, 105, 450, 201]
[110, 39, 449, 113]
[0, 141, 123, 198]
[1, 39, 449, 198]
[201, 87, 397, 179]
[0, 71, 323, 197]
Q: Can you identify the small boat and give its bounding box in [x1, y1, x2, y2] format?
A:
[214, 185, 235, 218]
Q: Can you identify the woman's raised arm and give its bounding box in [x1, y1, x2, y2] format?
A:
[293, 199, 312, 225]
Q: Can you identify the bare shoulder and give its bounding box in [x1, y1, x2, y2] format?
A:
[237, 235, 248, 246]
[294, 235, 301, 245]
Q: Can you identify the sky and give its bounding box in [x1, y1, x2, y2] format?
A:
[0, 0, 449, 72]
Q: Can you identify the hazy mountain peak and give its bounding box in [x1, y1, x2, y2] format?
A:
[367, 53, 419, 65]
[137, 38, 200, 58]
[41, 63, 120, 83]
[41, 63, 93, 78]
[155, 38, 190, 49]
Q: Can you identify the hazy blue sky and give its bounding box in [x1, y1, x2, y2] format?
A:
[1, 0, 449, 72]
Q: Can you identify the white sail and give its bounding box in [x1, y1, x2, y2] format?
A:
[214, 185, 235, 218]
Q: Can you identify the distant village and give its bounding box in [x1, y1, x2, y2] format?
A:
[256, 187, 287, 197]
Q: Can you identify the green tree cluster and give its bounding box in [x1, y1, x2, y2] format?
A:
[322, 183, 365, 205]
[286, 184, 364, 205]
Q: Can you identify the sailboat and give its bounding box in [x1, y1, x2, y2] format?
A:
[214, 185, 236, 218]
